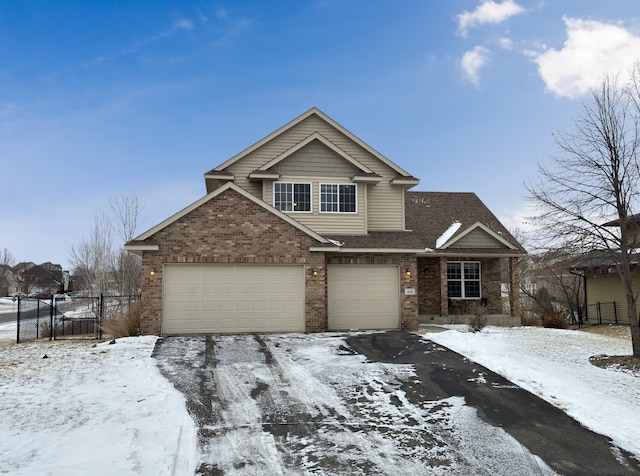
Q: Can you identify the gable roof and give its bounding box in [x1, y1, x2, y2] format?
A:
[206, 108, 418, 181]
[256, 132, 374, 174]
[126, 182, 334, 249]
[406, 192, 523, 251]
[321, 191, 526, 256]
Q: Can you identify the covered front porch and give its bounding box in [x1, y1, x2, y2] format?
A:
[416, 255, 521, 325]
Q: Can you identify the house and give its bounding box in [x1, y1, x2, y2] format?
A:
[11, 262, 65, 295]
[125, 108, 526, 335]
[569, 214, 640, 325]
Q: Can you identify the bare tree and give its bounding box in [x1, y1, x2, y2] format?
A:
[527, 70, 640, 357]
[110, 194, 143, 295]
[69, 212, 115, 295]
[69, 193, 144, 295]
[0, 248, 15, 295]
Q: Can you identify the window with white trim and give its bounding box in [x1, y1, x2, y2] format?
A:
[273, 182, 311, 212]
[320, 183, 357, 213]
[447, 261, 481, 298]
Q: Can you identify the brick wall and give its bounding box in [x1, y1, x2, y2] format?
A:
[138, 189, 324, 335]
[417, 256, 503, 316]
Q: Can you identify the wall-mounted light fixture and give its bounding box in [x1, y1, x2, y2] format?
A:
[150, 267, 156, 276]
[312, 268, 318, 276]
[405, 269, 411, 277]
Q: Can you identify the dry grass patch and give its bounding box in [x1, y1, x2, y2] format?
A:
[582, 325, 639, 375]
[100, 300, 141, 339]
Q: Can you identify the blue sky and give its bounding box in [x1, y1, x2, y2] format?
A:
[1, 1, 640, 269]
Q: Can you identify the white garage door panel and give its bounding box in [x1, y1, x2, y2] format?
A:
[163, 264, 304, 334]
[328, 265, 400, 330]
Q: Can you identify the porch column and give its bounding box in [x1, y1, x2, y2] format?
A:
[509, 257, 520, 317]
[440, 257, 448, 315]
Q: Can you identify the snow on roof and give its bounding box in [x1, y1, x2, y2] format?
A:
[436, 221, 461, 249]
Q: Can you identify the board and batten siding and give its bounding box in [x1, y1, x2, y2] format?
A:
[586, 273, 640, 324]
[261, 177, 367, 235]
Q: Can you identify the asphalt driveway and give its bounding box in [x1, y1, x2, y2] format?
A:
[152, 331, 640, 475]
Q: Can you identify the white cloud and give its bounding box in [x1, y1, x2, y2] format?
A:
[499, 37, 513, 50]
[457, 0, 526, 37]
[461, 46, 491, 85]
[534, 17, 640, 99]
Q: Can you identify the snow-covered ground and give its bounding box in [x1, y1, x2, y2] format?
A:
[0, 319, 637, 475]
[0, 322, 199, 476]
[424, 325, 640, 459]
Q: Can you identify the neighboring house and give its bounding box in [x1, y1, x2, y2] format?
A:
[126, 108, 526, 335]
[0, 264, 14, 297]
[570, 214, 640, 325]
[12, 262, 66, 295]
[571, 252, 639, 324]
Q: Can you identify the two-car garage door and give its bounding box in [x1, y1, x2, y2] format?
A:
[162, 264, 305, 334]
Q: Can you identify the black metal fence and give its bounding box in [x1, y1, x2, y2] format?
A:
[16, 294, 140, 343]
[587, 301, 619, 325]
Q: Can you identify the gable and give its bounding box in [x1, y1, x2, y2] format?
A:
[270, 139, 362, 177]
[205, 108, 418, 195]
[446, 226, 512, 249]
[126, 183, 332, 250]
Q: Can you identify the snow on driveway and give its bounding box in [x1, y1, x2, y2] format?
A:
[424, 325, 640, 460]
[1, 321, 638, 476]
[154, 333, 557, 475]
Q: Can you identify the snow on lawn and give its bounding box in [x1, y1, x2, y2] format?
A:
[424, 325, 640, 459]
[0, 297, 18, 314]
[0, 322, 199, 476]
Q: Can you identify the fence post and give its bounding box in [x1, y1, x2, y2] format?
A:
[99, 294, 104, 340]
[50, 296, 55, 341]
[16, 296, 21, 344]
[613, 301, 617, 324]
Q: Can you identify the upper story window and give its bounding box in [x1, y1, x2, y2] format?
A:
[273, 182, 311, 212]
[320, 183, 357, 213]
[447, 261, 481, 298]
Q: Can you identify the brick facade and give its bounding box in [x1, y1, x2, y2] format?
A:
[139, 189, 324, 335]
[137, 189, 419, 335]
[136, 188, 517, 335]
[417, 256, 505, 316]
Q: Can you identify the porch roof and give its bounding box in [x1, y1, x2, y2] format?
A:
[323, 191, 526, 256]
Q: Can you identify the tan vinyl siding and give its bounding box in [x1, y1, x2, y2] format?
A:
[262, 177, 366, 234]
[223, 114, 408, 232]
[367, 185, 405, 230]
[272, 140, 361, 177]
[450, 228, 505, 248]
[586, 272, 640, 324]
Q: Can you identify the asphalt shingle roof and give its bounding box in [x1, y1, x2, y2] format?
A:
[324, 191, 526, 255]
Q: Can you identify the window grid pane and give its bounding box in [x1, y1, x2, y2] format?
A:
[447, 262, 461, 279]
[464, 262, 480, 280]
[448, 281, 462, 298]
[321, 184, 338, 212]
[274, 183, 292, 211]
[447, 261, 481, 299]
[293, 183, 310, 211]
[339, 185, 356, 212]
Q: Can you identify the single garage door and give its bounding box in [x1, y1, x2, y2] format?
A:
[327, 265, 400, 330]
[162, 264, 305, 334]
